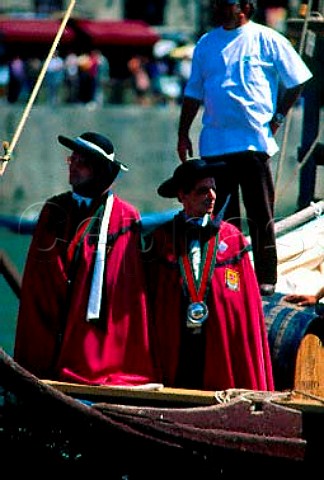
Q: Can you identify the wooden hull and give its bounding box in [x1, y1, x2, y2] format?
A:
[0, 348, 324, 476]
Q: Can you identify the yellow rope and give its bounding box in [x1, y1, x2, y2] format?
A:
[0, 0, 76, 176]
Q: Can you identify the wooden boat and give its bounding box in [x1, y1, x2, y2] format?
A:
[1, 347, 324, 477]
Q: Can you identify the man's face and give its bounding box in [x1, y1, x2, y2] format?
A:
[214, 1, 246, 29]
[66, 152, 94, 188]
[179, 177, 216, 218]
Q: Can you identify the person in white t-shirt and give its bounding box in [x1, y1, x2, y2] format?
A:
[177, 0, 313, 297]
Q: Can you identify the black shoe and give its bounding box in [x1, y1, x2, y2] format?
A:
[259, 284, 276, 296]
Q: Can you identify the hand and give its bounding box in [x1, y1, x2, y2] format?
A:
[270, 120, 280, 135]
[283, 293, 317, 306]
[177, 134, 193, 163]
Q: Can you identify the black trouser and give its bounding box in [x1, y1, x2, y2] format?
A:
[203, 151, 277, 286]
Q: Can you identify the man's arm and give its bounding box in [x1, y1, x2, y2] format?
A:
[177, 96, 201, 163]
[283, 293, 317, 306]
[283, 284, 324, 306]
[270, 83, 307, 134]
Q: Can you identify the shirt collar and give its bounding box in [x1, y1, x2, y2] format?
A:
[183, 212, 210, 227]
[72, 192, 93, 207]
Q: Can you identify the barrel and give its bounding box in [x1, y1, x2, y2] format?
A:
[262, 292, 322, 391]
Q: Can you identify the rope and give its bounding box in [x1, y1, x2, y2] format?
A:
[213, 387, 324, 409]
[275, 133, 321, 202]
[292, 389, 324, 404]
[214, 388, 292, 404]
[274, 0, 314, 200]
[214, 388, 324, 411]
[0, 0, 76, 176]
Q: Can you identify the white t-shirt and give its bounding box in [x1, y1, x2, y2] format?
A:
[185, 21, 313, 157]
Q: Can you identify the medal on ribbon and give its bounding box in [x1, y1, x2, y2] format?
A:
[186, 301, 209, 327]
[179, 234, 218, 332]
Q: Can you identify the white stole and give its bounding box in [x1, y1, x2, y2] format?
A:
[86, 193, 114, 321]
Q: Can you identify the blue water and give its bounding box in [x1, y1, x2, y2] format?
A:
[1, 231, 31, 355]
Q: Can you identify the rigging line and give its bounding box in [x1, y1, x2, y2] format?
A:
[275, 130, 320, 204]
[274, 0, 314, 202]
[0, 0, 76, 177]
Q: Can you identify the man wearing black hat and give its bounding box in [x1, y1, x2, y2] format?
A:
[177, 0, 313, 297]
[144, 158, 274, 391]
[14, 132, 155, 386]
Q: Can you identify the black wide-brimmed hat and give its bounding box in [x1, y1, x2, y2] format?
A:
[158, 158, 226, 198]
[58, 132, 129, 172]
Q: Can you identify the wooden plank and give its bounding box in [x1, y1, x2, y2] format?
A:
[43, 380, 219, 406]
[294, 333, 324, 398]
[44, 379, 324, 415]
[273, 396, 324, 413]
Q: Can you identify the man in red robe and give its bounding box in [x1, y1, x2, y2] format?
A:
[145, 159, 274, 391]
[14, 132, 155, 386]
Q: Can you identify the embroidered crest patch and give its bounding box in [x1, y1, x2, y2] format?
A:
[225, 268, 240, 291]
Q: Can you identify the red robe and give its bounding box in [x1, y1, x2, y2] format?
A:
[145, 215, 274, 391]
[14, 192, 155, 385]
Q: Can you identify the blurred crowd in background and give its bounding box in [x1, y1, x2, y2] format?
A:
[0, 39, 194, 107]
[0, 0, 314, 107]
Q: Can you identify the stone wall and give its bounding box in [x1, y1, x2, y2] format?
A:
[0, 103, 320, 221]
[0, 104, 200, 217]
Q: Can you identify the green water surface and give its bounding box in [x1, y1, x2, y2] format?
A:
[1, 231, 31, 355]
